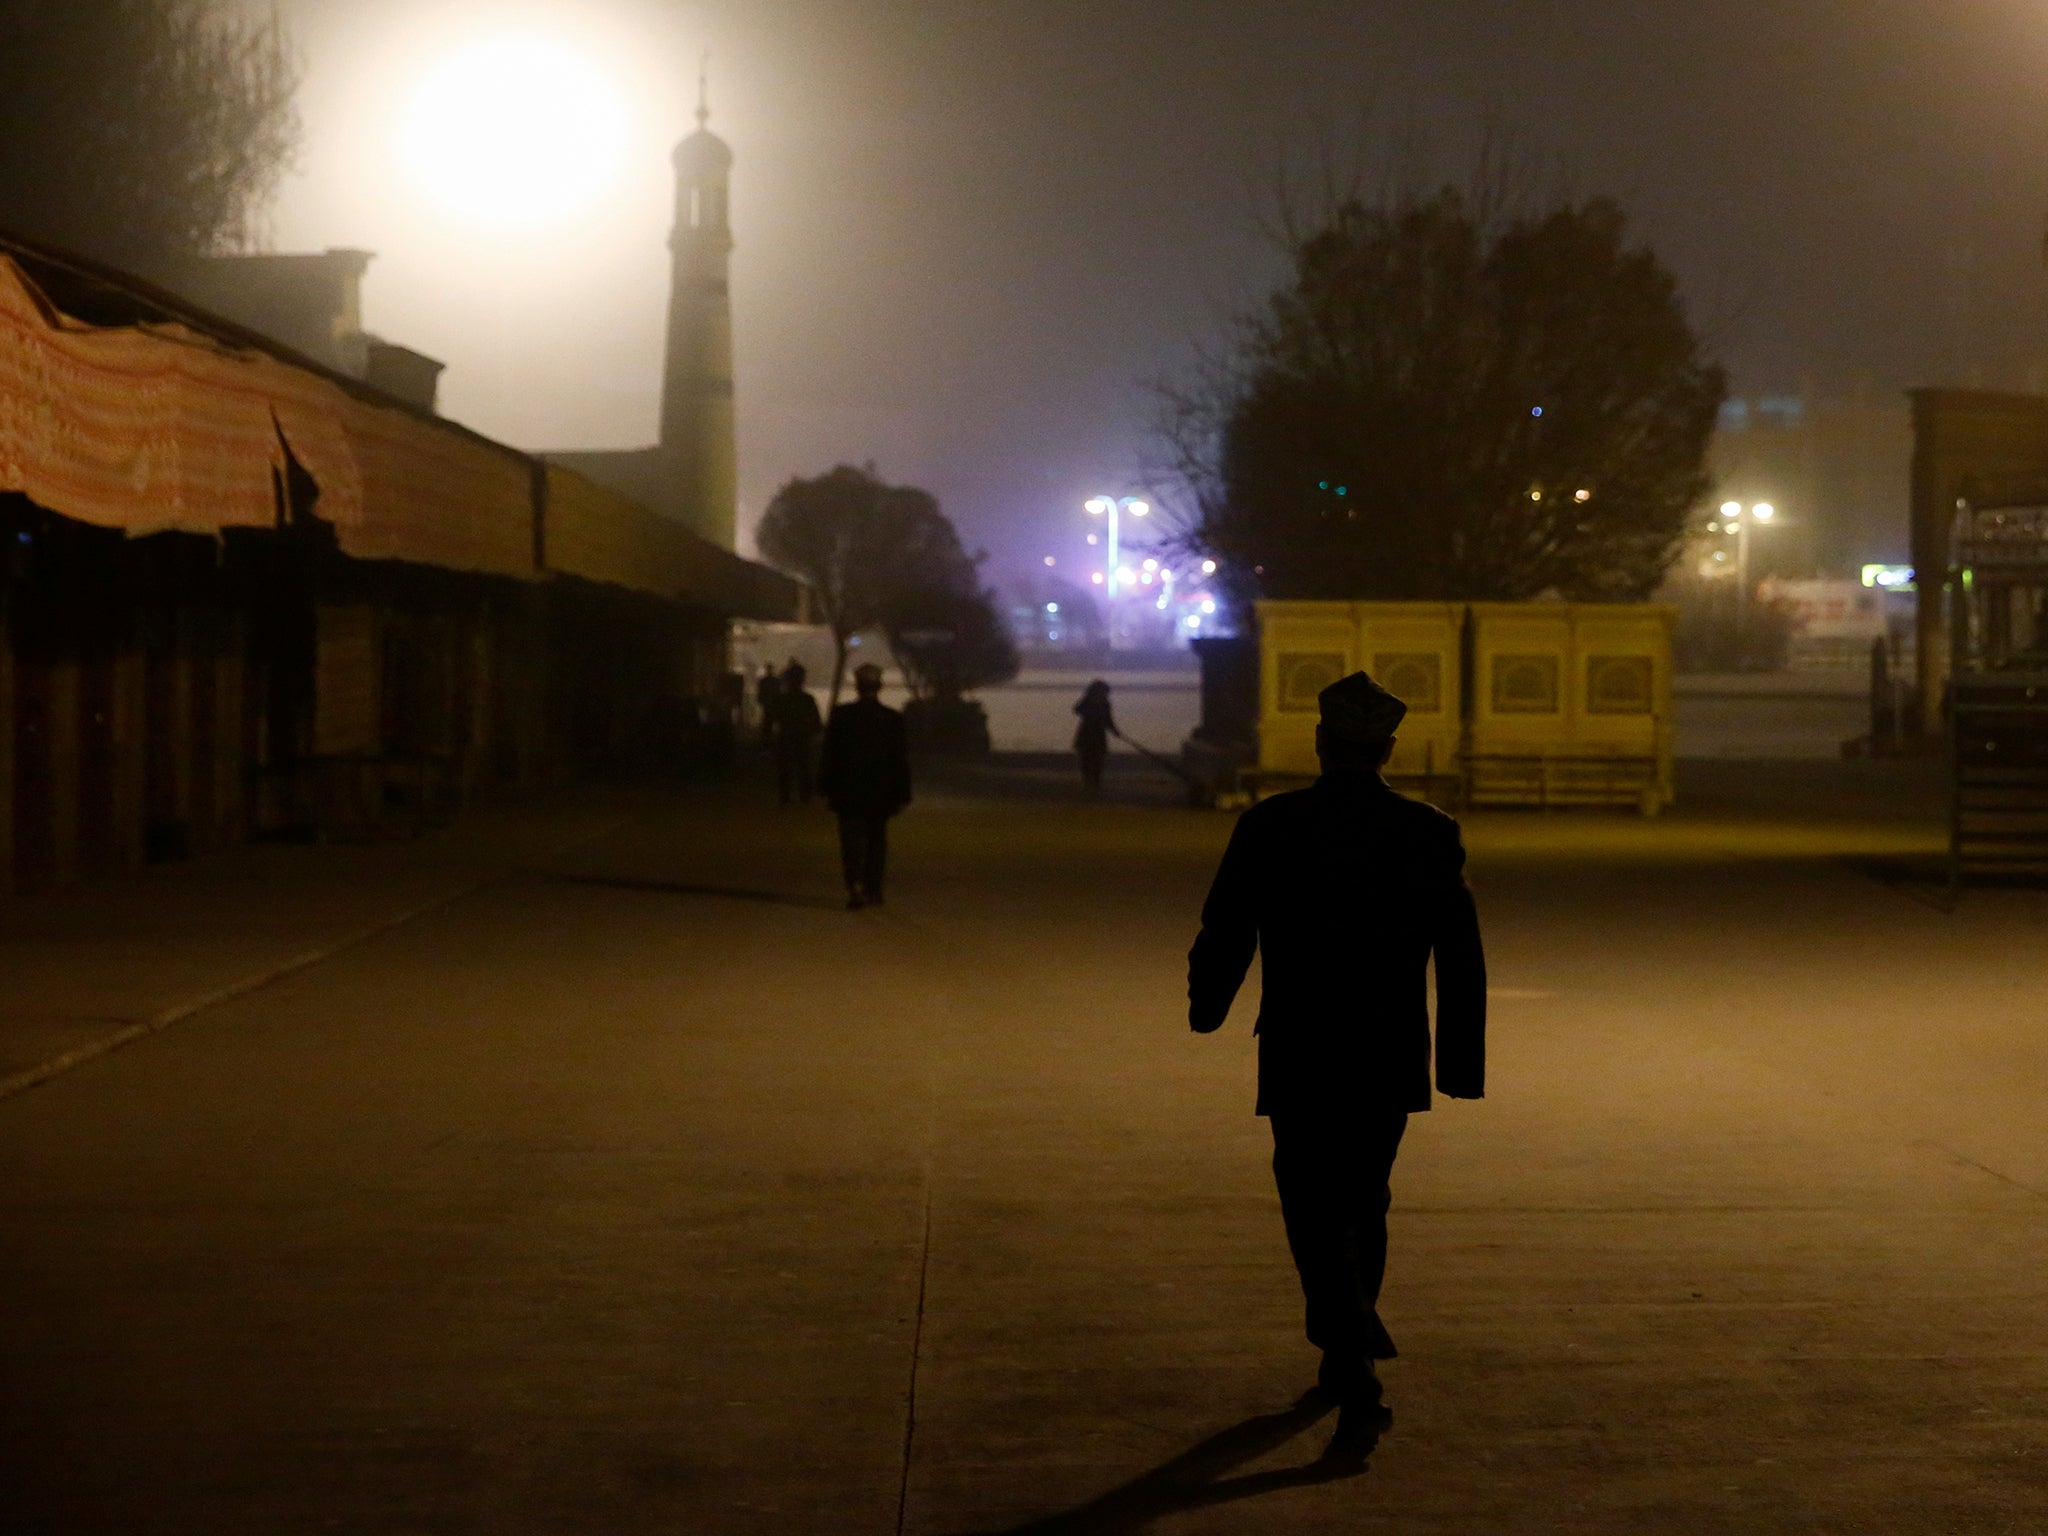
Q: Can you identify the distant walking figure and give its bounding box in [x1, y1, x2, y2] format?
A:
[1073, 678, 1116, 791]
[819, 662, 912, 909]
[755, 665, 784, 748]
[775, 661, 822, 805]
[1187, 670, 1485, 1429]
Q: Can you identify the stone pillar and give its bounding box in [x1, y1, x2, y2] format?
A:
[47, 659, 79, 884]
[153, 613, 197, 849]
[0, 633, 13, 898]
[462, 613, 492, 796]
[110, 649, 146, 869]
[213, 621, 247, 846]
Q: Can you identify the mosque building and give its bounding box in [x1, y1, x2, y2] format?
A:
[547, 78, 740, 552]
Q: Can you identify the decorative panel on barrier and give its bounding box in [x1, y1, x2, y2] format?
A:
[1466, 603, 1673, 811]
[1356, 603, 1464, 784]
[1258, 601, 1359, 776]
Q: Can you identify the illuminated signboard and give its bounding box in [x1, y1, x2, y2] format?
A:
[1860, 564, 1915, 592]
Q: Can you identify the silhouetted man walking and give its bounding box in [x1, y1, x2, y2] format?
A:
[755, 664, 783, 749]
[775, 661, 822, 805]
[1187, 670, 1485, 1430]
[818, 662, 911, 909]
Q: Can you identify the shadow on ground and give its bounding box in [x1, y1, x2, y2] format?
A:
[537, 872, 846, 912]
[952, 1395, 1379, 1535]
[1836, 852, 1956, 910]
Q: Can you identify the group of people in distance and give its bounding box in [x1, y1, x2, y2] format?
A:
[755, 658, 910, 910]
[755, 666, 1126, 911]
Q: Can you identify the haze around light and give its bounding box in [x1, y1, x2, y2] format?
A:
[397, 33, 630, 231]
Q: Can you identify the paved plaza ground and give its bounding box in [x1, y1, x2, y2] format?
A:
[2, 753, 2045, 1533]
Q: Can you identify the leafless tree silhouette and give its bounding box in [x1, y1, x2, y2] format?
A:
[0, 0, 301, 265]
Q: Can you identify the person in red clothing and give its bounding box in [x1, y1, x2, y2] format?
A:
[817, 663, 911, 909]
[1187, 669, 1486, 1440]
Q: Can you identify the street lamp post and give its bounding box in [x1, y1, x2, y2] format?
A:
[1721, 499, 1776, 639]
[1085, 495, 1149, 648]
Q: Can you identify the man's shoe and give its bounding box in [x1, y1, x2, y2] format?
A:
[1315, 1353, 1381, 1407]
[1323, 1400, 1392, 1466]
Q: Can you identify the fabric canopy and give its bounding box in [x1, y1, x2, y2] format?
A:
[0, 252, 535, 581]
[0, 252, 796, 617]
[0, 253, 366, 542]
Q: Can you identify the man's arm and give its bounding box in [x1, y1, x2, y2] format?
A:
[1430, 822, 1487, 1099]
[1186, 814, 1260, 1034]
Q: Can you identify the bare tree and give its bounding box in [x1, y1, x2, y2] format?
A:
[0, 0, 301, 265]
[1158, 176, 1724, 604]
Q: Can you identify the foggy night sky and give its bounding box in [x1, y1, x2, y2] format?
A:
[268, 1, 2048, 572]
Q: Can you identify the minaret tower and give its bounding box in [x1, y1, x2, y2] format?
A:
[659, 65, 738, 550]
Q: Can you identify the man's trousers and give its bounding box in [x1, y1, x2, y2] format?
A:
[837, 813, 890, 897]
[777, 744, 815, 805]
[1269, 1110, 1409, 1365]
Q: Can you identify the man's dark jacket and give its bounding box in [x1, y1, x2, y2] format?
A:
[1187, 773, 1485, 1115]
[777, 689, 823, 744]
[818, 698, 912, 816]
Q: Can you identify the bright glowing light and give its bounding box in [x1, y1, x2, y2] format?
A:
[1201, 559, 1217, 574]
[1187, 615, 1203, 630]
[1530, 489, 1543, 502]
[1201, 600, 1216, 614]
[1046, 602, 1060, 614]
[1752, 502, 1775, 522]
[1141, 572, 1155, 584]
[1086, 533, 1099, 546]
[1720, 500, 1742, 518]
[1574, 488, 1591, 503]
[1707, 522, 1721, 532]
[1090, 571, 1105, 585]
[1128, 500, 1150, 517]
[1713, 551, 1728, 561]
[1043, 555, 1056, 566]
[1116, 566, 1136, 585]
[1142, 558, 1158, 571]
[1085, 497, 1113, 515]
[400, 35, 630, 230]
[1155, 595, 1168, 609]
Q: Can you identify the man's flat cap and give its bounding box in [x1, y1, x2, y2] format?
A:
[1319, 670, 1407, 741]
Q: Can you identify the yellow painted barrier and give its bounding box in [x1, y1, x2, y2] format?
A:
[1256, 599, 1675, 813]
